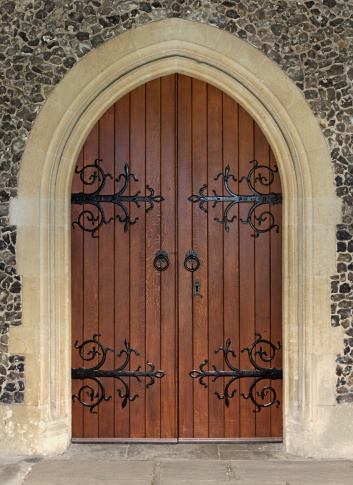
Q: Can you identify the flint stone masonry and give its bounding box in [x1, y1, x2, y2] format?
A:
[0, 0, 352, 403]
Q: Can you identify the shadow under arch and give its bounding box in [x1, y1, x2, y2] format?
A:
[8, 18, 346, 458]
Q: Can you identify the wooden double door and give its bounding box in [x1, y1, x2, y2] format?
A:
[71, 75, 282, 441]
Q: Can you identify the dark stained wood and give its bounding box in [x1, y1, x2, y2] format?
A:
[82, 123, 99, 438]
[129, 84, 147, 438]
[254, 122, 271, 437]
[177, 75, 194, 439]
[71, 75, 283, 441]
[160, 75, 177, 438]
[222, 93, 240, 438]
[238, 106, 256, 437]
[207, 83, 224, 438]
[97, 105, 116, 438]
[114, 94, 131, 438]
[71, 147, 84, 439]
[270, 147, 283, 437]
[191, 78, 209, 438]
[145, 78, 161, 437]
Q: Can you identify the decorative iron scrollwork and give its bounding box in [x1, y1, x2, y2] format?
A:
[154, 250, 169, 271]
[189, 334, 282, 412]
[72, 334, 165, 413]
[184, 250, 200, 272]
[71, 160, 164, 237]
[188, 161, 282, 237]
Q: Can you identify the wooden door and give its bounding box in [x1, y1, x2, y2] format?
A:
[71, 75, 282, 441]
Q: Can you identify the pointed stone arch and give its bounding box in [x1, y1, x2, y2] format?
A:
[6, 19, 347, 457]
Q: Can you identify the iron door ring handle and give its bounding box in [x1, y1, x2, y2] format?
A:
[154, 250, 169, 271]
[184, 250, 200, 272]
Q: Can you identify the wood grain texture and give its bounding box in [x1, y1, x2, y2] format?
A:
[177, 75, 194, 438]
[98, 105, 115, 438]
[160, 75, 177, 438]
[191, 78, 209, 438]
[82, 123, 99, 438]
[207, 83, 224, 438]
[222, 93, 240, 438]
[71, 147, 84, 439]
[238, 106, 256, 437]
[114, 94, 131, 437]
[145, 79, 162, 438]
[129, 84, 147, 438]
[270, 147, 283, 437]
[254, 122, 271, 437]
[71, 75, 283, 441]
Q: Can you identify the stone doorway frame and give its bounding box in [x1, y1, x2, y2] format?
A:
[5, 19, 348, 457]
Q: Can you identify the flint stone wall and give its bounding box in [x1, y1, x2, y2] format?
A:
[0, 0, 352, 404]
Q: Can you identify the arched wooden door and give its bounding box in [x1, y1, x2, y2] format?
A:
[71, 75, 283, 442]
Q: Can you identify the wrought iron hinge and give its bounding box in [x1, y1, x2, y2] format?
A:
[72, 334, 165, 413]
[190, 333, 282, 412]
[71, 160, 164, 237]
[189, 161, 282, 237]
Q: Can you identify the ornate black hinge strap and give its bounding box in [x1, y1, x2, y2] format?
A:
[188, 161, 282, 236]
[72, 334, 165, 413]
[189, 334, 282, 412]
[71, 159, 164, 237]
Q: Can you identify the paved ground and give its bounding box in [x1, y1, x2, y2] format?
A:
[1, 443, 353, 484]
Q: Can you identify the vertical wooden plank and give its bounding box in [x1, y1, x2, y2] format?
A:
[145, 79, 161, 438]
[160, 75, 177, 438]
[114, 94, 131, 437]
[82, 123, 100, 438]
[253, 123, 271, 437]
[97, 106, 115, 438]
[222, 93, 240, 438]
[270, 147, 283, 437]
[71, 147, 84, 439]
[129, 84, 146, 438]
[191, 78, 209, 438]
[238, 107, 256, 437]
[177, 75, 194, 438]
[207, 84, 224, 438]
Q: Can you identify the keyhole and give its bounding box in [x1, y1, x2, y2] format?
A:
[193, 280, 203, 298]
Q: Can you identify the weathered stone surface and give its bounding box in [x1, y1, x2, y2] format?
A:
[0, 0, 352, 403]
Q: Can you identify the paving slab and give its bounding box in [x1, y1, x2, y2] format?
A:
[0, 462, 32, 485]
[26, 481, 151, 485]
[217, 442, 305, 462]
[2, 443, 353, 485]
[230, 459, 353, 484]
[0, 456, 41, 485]
[160, 482, 236, 485]
[161, 482, 288, 485]
[24, 460, 155, 484]
[60, 444, 129, 461]
[126, 443, 219, 461]
[219, 449, 280, 461]
[233, 482, 343, 485]
[229, 482, 287, 485]
[160, 460, 229, 481]
[218, 442, 284, 451]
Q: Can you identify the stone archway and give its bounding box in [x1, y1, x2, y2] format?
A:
[5, 19, 346, 457]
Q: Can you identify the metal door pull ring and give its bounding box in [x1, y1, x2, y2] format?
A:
[154, 250, 169, 271]
[184, 250, 200, 272]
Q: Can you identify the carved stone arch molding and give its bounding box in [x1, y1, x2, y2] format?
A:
[6, 19, 347, 457]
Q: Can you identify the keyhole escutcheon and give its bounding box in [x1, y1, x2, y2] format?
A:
[193, 280, 203, 298]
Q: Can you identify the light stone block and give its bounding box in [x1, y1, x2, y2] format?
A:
[311, 223, 337, 277]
